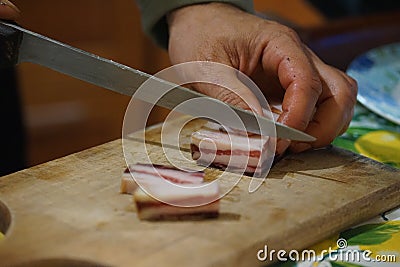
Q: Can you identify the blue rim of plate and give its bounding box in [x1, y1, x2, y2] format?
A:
[347, 42, 400, 125]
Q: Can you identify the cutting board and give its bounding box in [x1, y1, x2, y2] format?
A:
[0, 117, 399, 267]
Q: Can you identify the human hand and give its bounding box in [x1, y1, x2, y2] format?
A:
[167, 3, 357, 154]
[0, 0, 20, 20]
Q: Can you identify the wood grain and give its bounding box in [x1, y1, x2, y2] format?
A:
[0, 118, 399, 267]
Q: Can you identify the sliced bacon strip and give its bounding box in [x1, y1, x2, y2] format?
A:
[133, 182, 220, 220]
[191, 123, 271, 176]
[120, 163, 204, 194]
[121, 164, 219, 220]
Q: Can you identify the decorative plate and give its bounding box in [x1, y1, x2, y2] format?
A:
[347, 43, 400, 125]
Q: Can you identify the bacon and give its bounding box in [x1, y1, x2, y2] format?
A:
[121, 164, 219, 220]
[120, 171, 138, 194]
[133, 182, 220, 220]
[120, 163, 204, 194]
[190, 106, 281, 177]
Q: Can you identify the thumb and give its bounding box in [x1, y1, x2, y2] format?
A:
[0, 0, 20, 20]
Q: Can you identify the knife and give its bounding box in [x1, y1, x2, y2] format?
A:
[0, 21, 315, 142]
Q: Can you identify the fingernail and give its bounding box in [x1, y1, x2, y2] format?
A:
[291, 142, 312, 153]
[1, 0, 20, 13]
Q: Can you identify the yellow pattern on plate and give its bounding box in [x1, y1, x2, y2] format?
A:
[355, 130, 400, 165]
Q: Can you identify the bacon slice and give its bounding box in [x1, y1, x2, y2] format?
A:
[133, 182, 220, 220]
[190, 106, 281, 177]
[121, 164, 219, 220]
[191, 122, 271, 176]
[120, 163, 204, 194]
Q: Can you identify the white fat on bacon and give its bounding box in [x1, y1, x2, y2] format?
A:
[120, 163, 204, 194]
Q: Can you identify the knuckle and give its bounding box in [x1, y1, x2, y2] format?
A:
[303, 76, 323, 99]
[263, 23, 302, 45]
[311, 76, 323, 95]
[215, 90, 245, 108]
[278, 25, 301, 43]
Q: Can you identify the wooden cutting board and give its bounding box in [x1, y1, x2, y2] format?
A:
[0, 117, 399, 267]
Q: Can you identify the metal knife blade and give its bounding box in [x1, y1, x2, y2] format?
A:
[0, 21, 315, 142]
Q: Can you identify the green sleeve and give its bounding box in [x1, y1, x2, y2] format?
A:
[135, 0, 254, 49]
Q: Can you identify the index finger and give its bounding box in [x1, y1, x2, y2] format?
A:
[261, 34, 322, 132]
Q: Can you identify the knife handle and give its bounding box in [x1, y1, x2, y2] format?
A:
[0, 20, 22, 69]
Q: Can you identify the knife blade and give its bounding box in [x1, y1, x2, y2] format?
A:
[0, 21, 315, 142]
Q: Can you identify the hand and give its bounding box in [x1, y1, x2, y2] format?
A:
[0, 0, 20, 20]
[167, 3, 357, 154]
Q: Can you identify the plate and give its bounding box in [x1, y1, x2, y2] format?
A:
[347, 42, 400, 125]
